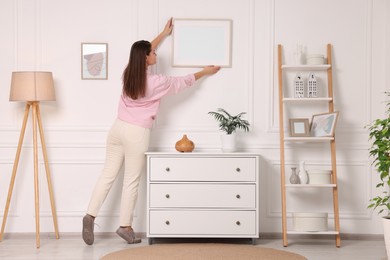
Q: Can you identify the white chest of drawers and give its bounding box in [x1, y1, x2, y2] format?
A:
[145, 152, 260, 244]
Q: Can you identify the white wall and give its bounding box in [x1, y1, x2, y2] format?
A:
[0, 0, 388, 236]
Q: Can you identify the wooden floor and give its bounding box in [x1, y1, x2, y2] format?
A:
[0, 233, 387, 260]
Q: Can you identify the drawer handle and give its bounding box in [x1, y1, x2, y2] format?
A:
[236, 221, 241, 226]
[236, 194, 241, 199]
[165, 167, 170, 172]
[165, 220, 170, 225]
[165, 194, 170, 199]
[236, 168, 241, 172]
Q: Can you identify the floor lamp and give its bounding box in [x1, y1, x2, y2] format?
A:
[0, 71, 59, 248]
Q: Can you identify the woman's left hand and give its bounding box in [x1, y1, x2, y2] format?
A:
[151, 18, 173, 49]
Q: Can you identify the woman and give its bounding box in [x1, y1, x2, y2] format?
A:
[82, 18, 220, 245]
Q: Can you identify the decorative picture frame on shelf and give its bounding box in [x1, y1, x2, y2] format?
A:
[172, 19, 232, 67]
[81, 43, 108, 80]
[289, 118, 310, 137]
[310, 111, 339, 137]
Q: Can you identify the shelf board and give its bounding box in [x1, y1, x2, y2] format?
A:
[283, 97, 333, 102]
[284, 137, 334, 142]
[285, 184, 336, 188]
[281, 64, 331, 70]
[287, 231, 339, 235]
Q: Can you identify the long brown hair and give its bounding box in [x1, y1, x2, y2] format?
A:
[122, 40, 151, 99]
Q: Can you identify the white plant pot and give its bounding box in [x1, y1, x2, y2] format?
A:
[383, 216, 390, 259]
[221, 133, 236, 152]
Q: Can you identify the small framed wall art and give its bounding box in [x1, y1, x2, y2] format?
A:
[172, 19, 232, 67]
[289, 118, 310, 137]
[81, 43, 108, 80]
[310, 111, 339, 137]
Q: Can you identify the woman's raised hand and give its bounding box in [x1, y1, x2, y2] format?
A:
[202, 65, 221, 75]
[152, 18, 173, 50]
[194, 65, 221, 80]
[162, 17, 173, 37]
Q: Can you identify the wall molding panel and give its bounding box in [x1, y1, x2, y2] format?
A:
[0, 0, 387, 235]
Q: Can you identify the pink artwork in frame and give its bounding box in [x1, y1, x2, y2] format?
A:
[81, 43, 108, 80]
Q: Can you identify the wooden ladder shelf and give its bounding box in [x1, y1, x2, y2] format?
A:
[277, 43, 341, 247]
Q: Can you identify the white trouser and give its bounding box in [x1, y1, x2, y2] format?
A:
[87, 119, 150, 226]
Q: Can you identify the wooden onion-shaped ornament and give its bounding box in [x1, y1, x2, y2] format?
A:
[175, 135, 195, 152]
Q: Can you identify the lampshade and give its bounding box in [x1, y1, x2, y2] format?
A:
[10, 71, 56, 101]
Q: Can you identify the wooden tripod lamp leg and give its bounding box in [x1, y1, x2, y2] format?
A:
[32, 102, 40, 248]
[1, 102, 58, 248]
[0, 103, 31, 241]
[36, 103, 59, 239]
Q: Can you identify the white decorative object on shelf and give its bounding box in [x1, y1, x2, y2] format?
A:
[307, 170, 332, 184]
[306, 54, 324, 65]
[293, 44, 305, 65]
[298, 161, 309, 184]
[292, 212, 328, 231]
[307, 72, 318, 98]
[294, 73, 304, 98]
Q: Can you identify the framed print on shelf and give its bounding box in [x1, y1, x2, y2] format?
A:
[81, 43, 108, 80]
[289, 118, 310, 137]
[172, 19, 232, 67]
[310, 111, 339, 137]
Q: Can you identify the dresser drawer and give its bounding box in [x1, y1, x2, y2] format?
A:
[149, 157, 256, 182]
[149, 210, 256, 235]
[150, 184, 256, 208]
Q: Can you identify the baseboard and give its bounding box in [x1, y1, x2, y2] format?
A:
[1, 232, 120, 239]
[259, 232, 384, 241]
[1, 232, 384, 241]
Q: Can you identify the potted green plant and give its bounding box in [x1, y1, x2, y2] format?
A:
[208, 108, 250, 152]
[367, 92, 390, 258]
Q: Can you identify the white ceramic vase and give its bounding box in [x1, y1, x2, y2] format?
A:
[298, 161, 309, 184]
[221, 133, 236, 152]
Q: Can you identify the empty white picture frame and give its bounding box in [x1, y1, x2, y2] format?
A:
[289, 118, 310, 137]
[172, 19, 232, 67]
